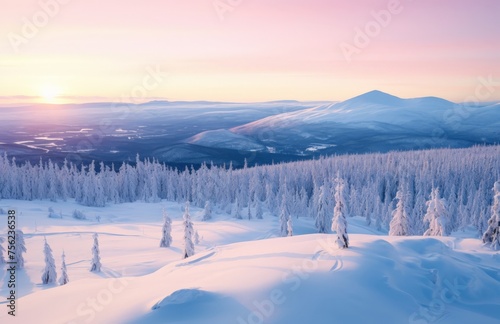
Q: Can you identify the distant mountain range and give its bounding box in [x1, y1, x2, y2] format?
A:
[0, 91, 498, 167]
[185, 90, 500, 161]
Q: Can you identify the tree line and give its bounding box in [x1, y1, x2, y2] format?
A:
[0, 145, 499, 237]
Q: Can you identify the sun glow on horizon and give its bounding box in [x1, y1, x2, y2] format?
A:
[40, 84, 62, 103]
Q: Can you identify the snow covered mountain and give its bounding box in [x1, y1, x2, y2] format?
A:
[185, 90, 500, 156]
[234, 90, 454, 128]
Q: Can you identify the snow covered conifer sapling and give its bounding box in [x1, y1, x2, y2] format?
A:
[247, 204, 252, 220]
[202, 201, 212, 221]
[15, 230, 27, 268]
[279, 196, 289, 237]
[423, 188, 448, 236]
[389, 189, 410, 236]
[194, 230, 200, 244]
[483, 181, 500, 250]
[332, 175, 349, 248]
[232, 198, 242, 220]
[255, 199, 263, 219]
[183, 201, 195, 258]
[160, 208, 173, 248]
[90, 233, 102, 272]
[41, 238, 57, 284]
[59, 251, 70, 285]
[315, 185, 329, 234]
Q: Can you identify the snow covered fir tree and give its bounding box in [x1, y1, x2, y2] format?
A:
[15, 229, 27, 268]
[279, 196, 289, 237]
[483, 181, 500, 250]
[183, 202, 195, 259]
[160, 209, 173, 248]
[332, 175, 349, 248]
[255, 199, 263, 219]
[423, 188, 449, 236]
[41, 238, 57, 284]
[59, 251, 70, 285]
[389, 189, 410, 236]
[90, 233, 102, 272]
[202, 201, 212, 221]
[232, 198, 242, 220]
[194, 230, 200, 245]
[314, 185, 329, 234]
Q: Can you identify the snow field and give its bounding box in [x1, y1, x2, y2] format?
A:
[0, 199, 499, 323]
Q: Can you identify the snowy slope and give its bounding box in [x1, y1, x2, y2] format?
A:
[176, 90, 499, 155]
[0, 199, 499, 324]
[232, 91, 459, 131]
[185, 129, 265, 151]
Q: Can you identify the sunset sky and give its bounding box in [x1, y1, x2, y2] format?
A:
[1, 0, 499, 104]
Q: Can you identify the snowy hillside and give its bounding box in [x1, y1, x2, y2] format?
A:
[185, 129, 265, 151]
[0, 199, 499, 324]
[183, 90, 500, 155]
[232, 90, 456, 129]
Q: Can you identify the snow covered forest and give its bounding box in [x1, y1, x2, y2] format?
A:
[1, 145, 499, 235]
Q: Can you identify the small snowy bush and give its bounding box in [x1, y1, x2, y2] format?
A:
[72, 210, 87, 220]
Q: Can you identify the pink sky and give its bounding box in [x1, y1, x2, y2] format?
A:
[0, 0, 499, 103]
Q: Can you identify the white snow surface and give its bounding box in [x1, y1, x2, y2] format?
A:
[186, 129, 265, 151]
[0, 199, 499, 324]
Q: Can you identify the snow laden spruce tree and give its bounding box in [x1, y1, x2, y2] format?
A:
[254, 199, 263, 219]
[389, 189, 410, 236]
[41, 238, 57, 284]
[59, 251, 69, 285]
[315, 185, 329, 233]
[183, 201, 195, 259]
[279, 196, 289, 237]
[232, 198, 242, 220]
[423, 188, 449, 236]
[202, 201, 212, 221]
[90, 233, 102, 272]
[483, 181, 500, 250]
[160, 209, 173, 248]
[15, 230, 27, 268]
[331, 175, 349, 248]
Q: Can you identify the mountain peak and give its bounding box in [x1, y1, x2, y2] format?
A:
[344, 90, 403, 106]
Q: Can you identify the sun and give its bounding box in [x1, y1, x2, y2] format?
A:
[40, 85, 62, 103]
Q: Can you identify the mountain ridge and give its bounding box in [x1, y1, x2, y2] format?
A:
[187, 90, 499, 158]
